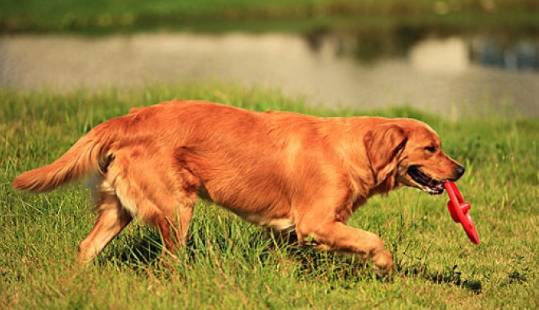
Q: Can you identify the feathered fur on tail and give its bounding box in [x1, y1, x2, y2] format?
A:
[12, 122, 116, 192]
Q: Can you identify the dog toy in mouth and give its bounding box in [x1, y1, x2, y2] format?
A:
[444, 181, 480, 244]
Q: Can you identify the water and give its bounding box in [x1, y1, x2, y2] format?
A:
[1, 32, 538, 117]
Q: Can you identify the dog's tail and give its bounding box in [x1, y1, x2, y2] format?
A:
[12, 121, 119, 193]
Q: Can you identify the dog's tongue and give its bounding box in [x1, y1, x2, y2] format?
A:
[443, 182, 480, 244]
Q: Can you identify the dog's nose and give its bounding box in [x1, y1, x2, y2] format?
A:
[453, 165, 465, 180]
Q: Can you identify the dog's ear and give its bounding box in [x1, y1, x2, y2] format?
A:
[364, 124, 407, 180]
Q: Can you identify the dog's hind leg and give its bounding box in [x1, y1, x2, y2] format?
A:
[156, 199, 195, 255]
[77, 192, 132, 263]
[104, 147, 199, 257]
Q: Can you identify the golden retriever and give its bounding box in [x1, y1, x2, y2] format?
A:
[13, 101, 465, 274]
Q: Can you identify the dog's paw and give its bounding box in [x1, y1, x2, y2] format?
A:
[372, 249, 394, 277]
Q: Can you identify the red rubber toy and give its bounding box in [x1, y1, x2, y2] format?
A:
[444, 181, 480, 244]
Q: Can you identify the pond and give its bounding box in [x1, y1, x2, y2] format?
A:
[1, 31, 538, 117]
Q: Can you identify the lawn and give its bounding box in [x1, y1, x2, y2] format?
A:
[1, 0, 538, 34]
[0, 85, 538, 308]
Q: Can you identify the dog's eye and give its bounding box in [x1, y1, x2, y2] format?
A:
[425, 146, 437, 153]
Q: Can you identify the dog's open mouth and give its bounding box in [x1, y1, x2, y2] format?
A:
[407, 166, 444, 195]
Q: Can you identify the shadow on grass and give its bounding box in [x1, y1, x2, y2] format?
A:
[263, 230, 384, 284]
[100, 230, 163, 268]
[100, 228, 482, 293]
[268, 231, 483, 293]
[398, 263, 482, 294]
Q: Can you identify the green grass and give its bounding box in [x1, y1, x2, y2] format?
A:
[1, 0, 538, 34]
[1, 85, 538, 308]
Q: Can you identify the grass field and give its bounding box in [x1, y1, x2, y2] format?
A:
[1, 0, 538, 34]
[0, 85, 538, 308]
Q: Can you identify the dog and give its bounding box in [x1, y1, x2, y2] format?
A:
[13, 100, 465, 274]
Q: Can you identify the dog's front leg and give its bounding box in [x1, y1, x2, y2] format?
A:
[297, 220, 393, 275]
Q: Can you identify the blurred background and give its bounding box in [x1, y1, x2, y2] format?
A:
[1, 0, 538, 117]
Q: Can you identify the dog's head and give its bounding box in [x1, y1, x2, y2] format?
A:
[364, 119, 465, 195]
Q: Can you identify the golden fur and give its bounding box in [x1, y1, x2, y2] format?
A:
[13, 100, 464, 274]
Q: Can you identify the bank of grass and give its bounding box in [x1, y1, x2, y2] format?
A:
[1, 0, 538, 34]
[0, 85, 538, 308]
